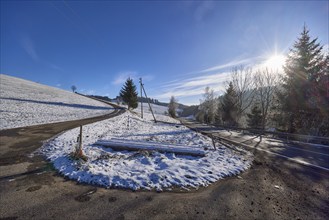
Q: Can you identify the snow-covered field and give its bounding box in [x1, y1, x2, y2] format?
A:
[137, 103, 168, 115]
[136, 102, 183, 116]
[0, 74, 114, 130]
[40, 111, 253, 191]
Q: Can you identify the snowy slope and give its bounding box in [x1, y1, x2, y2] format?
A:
[136, 102, 183, 116]
[40, 111, 253, 191]
[0, 74, 114, 130]
[137, 102, 168, 115]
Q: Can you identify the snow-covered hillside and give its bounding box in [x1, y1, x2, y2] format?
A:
[0, 74, 114, 130]
[137, 102, 168, 115]
[136, 102, 183, 116]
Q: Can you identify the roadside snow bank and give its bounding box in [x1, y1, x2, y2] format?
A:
[40, 112, 252, 191]
[0, 74, 114, 130]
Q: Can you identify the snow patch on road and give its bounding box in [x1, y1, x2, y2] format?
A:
[40, 111, 252, 191]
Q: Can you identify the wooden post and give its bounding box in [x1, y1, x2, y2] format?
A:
[139, 78, 143, 119]
[211, 135, 217, 150]
[78, 125, 83, 156]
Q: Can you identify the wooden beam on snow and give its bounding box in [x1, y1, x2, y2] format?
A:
[95, 139, 206, 157]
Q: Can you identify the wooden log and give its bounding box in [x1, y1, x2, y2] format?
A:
[95, 139, 206, 157]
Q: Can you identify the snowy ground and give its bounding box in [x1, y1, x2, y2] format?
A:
[214, 129, 329, 148]
[40, 111, 253, 191]
[136, 102, 183, 116]
[0, 74, 114, 130]
[137, 103, 168, 115]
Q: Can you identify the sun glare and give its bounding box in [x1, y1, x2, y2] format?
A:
[264, 54, 286, 71]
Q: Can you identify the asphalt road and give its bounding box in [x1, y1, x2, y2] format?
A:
[0, 113, 328, 219]
[180, 118, 329, 171]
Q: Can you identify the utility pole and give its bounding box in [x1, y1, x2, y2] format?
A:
[141, 81, 157, 123]
[139, 78, 143, 119]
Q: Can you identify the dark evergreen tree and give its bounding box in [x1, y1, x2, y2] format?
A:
[221, 82, 238, 127]
[119, 78, 138, 109]
[315, 55, 329, 136]
[278, 25, 328, 135]
[247, 104, 262, 129]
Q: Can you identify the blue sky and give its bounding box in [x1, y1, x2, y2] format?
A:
[1, 1, 328, 105]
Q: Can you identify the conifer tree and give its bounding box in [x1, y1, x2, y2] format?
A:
[278, 25, 328, 134]
[221, 82, 238, 127]
[119, 78, 138, 110]
[247, 104, 262, 129]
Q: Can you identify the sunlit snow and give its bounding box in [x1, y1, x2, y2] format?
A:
[40, 111, 253, 191]
[0, 74, 114, 130]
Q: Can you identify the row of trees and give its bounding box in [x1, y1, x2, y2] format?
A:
[118, 78, 179, 118]
[196, 66, 279, 130]
[117, 26, 327, 136]
[194, 26, 328, 136]
[118, 77, 180, 118]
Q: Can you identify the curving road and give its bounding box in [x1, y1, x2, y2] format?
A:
[0, 102, 125, 167]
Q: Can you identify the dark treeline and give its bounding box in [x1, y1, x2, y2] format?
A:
[138, 97, 166, 106]
[87, 95, 112, 102]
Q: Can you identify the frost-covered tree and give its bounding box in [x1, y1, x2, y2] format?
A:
[168, 96, 178, 118]
[119, 78, 138, 110]
[198, 87, 217, 124]
[277, 25, 328, 135]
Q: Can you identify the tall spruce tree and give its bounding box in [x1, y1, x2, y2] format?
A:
[221, 82, 238, 127]
[278, 25, 328, 135]
[119, 78, 138, 110]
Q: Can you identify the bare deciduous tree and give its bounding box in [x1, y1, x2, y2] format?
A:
[254, 68, 279, 130]
[231, 66, 256, 124]
[71, 85, 77, 93]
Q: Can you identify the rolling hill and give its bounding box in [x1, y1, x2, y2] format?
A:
[0, 74, 114, 130]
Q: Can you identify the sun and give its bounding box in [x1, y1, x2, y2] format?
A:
[263, 54, 286, 71]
